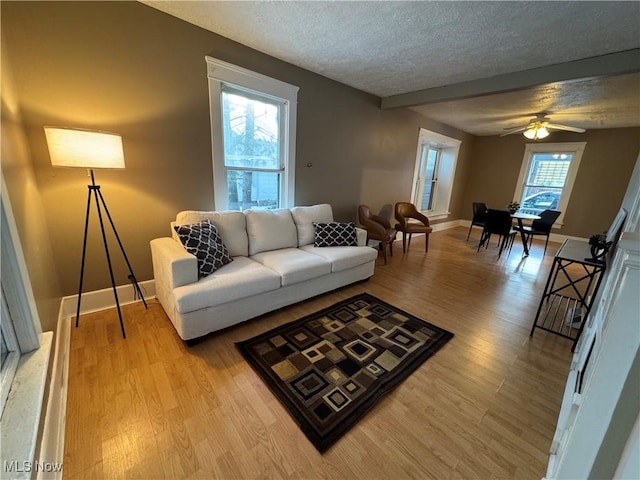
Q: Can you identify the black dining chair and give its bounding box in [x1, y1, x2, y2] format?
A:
[477, 209, 517, 258]
[514, 209, 561, 254]
[466, 202, 488, 241]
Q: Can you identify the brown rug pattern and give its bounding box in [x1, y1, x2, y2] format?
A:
[236, 293, 453, 452]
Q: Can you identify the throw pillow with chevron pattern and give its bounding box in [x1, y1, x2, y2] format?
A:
[174, 219, 233, 277]
[313, 222, 358, 247]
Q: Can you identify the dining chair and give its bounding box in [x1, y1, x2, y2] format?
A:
[477, 209, 517, 258]
[466, 202, 488, 241]
[515, 209, 561, 254]
[358, 204, 396, 264]
[394, 202, 433, 253]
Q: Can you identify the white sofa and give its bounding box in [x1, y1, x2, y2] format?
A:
[150, 204, 378, 341]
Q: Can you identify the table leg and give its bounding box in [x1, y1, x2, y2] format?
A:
[517, 218, 530, 256]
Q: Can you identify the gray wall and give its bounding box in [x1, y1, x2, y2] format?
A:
[1, 1, 636, 300]
[0, 1, 473, 295]
[463, 128, 639, 237]
[1, 39, 62, 333]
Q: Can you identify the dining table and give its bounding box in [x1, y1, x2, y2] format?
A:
[511, 211, 541, 256]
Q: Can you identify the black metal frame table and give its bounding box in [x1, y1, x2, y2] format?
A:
[530, 239, 606, 351]
[511, 212, 541, 256]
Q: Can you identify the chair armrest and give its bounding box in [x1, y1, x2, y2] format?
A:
[413, 211, 431, 226]
[150, 237, 198, 289]
[371, 214, 391, 229]
[360, 216, 386, 236]
[355, 227, 368, 246]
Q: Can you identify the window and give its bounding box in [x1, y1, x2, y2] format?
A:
[410, 128, 461, 219]
[1, 186, 40, 418]
[0, 178, 48, 467]
[513, 142, 586, 224]
[415, 145, 440, 211]
[1, 287, 20, 417]
[206, 57, 299, 210]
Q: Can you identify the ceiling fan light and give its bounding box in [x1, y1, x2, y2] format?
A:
[523, 128, 536, 139]
[537, 126, 550, 139]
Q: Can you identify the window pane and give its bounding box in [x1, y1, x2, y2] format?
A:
[420, 148, 438, 211]
[425, 148, 438, 182]
[227, 170, 280, 211]
[222, 89, 280, 170]
[526, 153, 572, 187]
[421, 182, 436, 211]
[521, 187, 563, 215]
[520, 152, 572, 215]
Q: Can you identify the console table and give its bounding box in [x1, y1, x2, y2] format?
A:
[530, 239, 606, 351]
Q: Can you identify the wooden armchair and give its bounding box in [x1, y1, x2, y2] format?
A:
[394, 202, 433, 253]
[358, 204, 396, 264]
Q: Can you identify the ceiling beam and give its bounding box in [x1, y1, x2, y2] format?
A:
[380, 49, 640, 110]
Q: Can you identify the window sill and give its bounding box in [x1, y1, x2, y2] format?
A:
[0, 332, 53, 479]
[426, 212, 450, 221]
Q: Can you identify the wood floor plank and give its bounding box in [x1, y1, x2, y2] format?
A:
[63, 227, 573, 479]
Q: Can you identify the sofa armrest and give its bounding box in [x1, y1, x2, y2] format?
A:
[356, 227, 368, 247]
[150, 237, 198, 289]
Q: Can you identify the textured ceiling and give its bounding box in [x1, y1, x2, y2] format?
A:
[412, 73, 640, 136]
[141, 1, 640, 136]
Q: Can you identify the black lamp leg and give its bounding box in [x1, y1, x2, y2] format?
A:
[75, 186, 93, 328]
[96, 188, 147, 310]
[92, 186, 127, 338]
[75, 170, 146, 339]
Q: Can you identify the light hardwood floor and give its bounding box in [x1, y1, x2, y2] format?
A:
[64, 226, 574, 479]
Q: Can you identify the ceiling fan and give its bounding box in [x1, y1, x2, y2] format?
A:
[501, 113, 586, 139]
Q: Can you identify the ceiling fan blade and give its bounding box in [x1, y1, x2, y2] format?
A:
[546, 123, 586, 133]
[500, 126, 528, 137]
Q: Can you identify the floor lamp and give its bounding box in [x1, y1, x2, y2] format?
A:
[45, 127, 147, 338]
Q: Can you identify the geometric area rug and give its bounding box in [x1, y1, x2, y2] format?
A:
[236, 293, 454, 453]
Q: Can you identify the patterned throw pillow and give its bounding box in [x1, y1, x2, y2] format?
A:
[313, 222, 358, 247]
[174, 219, 233, 277]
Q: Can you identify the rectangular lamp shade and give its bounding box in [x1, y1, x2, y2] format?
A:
[44, 127, 125, 169]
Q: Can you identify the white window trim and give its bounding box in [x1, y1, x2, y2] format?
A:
[0, 176, 40, 353]
[410, 128, 461, 220]
[0, 172, 53, 475]
[206, 56, 299, 210]
[1, 289, 21, 416]
[513, 142, 587, 226]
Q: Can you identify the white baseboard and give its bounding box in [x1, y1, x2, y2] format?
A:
[60, 279, 156, 318]
[38, 279, 156, 479]
[36, 307, 69, 480]
[385, 219, 462, 244]
[431, 219, 463, 232]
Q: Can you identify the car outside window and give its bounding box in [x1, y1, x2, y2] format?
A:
[513, 143, 586, 224]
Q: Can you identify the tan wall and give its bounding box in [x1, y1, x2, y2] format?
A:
[1, 38, 62, 333]
[1, 1, 472, 295]
[462, 129, 640, 237]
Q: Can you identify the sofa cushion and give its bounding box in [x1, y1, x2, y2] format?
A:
[290, 204, 334, 246]
[251, 248, 332, 287]
[300, 244, 378, 273]
[245, 209, 298, 256]
[173, 256, 281, 313]
[173, 220, 233, 277]
[176, 210, 249, 257]
[313, 222, 358, 247]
